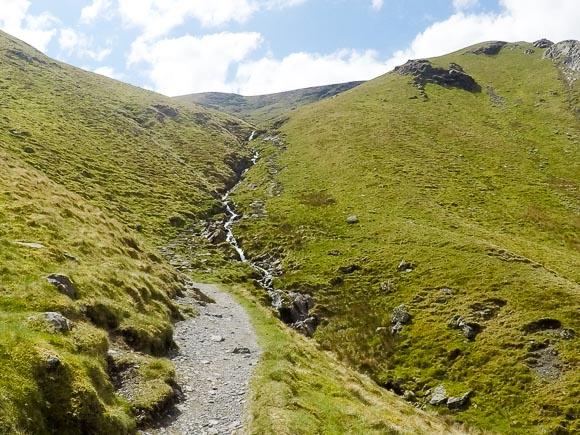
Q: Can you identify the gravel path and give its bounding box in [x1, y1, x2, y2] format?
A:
[143, 283, 261, 435]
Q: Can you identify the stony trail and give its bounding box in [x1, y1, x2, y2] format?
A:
[142, 283, 261, 435]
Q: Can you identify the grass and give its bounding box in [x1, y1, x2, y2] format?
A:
[228, 41, 580, 433]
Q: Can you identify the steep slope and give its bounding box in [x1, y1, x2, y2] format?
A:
[176, 81, 363, 124]
[229, 40, 580, 433]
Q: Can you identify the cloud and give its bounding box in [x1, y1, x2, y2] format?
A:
[371, 0, 384, 11]
[118, 0, 305, 40]
[390, 0, 580, 65]
[452, 0, 479, 12]
[0, 0, 58, 51]
[93, 66, 124, 80]
[235, 49, 390, 95]
[81, 0, 113, 23]
[58, 28, 111, 61]
[130, 32, 263, 96]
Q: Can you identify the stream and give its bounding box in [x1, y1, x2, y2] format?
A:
[221, 132, 283, 309]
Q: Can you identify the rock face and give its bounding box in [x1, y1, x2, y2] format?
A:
[543, 40, 580, 71]
[533, 38, 554, 49]
[394, 59, 481, 93]
[429, 385, 447, 406]
[469, 41, 507, 55]
[46, 274, 78, 299]
[277, 292, 318, 337]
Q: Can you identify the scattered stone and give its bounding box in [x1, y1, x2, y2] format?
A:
[391, 304, 411, 325]
[232, 347, 251, 354]
[15, 241, 45, 249]
[391, 322, 404, 335]
[403, 390, 416, 402]
[394, 59, 481, 93]
[277, 292, 318, 337]
[447, 391, 472, 410]
[210, 335, 225, 342]
[380, 281, 394, 293]
[63, 253, 79, 262]
[46, 274, 78, 299]
[523, 49, 535, 56]
[328, 250, 341, 256]
[429, 385, 447, 406]
[45, 355, 61, 371]
[346, 215, 359, 224]
[561, 329, 576, 340]
[293, 317, 318, 337]
[487, 86, 506, 105]
[338, 264, 361, 274]
[533, 39, 554, 49]
[29, 312, 72, 333]
[375, 327, 388, 333]
[442, 288, 452, 296]
[469, 41, 507, 55]
[397, 259, 414, 272]
[448, 315, 482, 340]
[23, 146, 34, 153]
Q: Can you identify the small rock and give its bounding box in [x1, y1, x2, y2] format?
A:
[391, 304, 411, 325]
[429, 385, 447, 406]
[346, 215, 359, 224]
[533, 38, 554, 49]
[328, 250, 341, 256]
[338, 264, 361, 274]
[23, 147, 34, 153]
[210, 335, 225, 342]
[15, 242, 45, 249]
[232, 347, 251, 354]
[29, 312, 72, 333]
[397, 260, 414, 272]
[45, 355, 61, 370]
[63, 253, 79, 262]
[403, 390, 416, 402]
[391, 322, 404, 335]
[447, 391, 472, 410]
[46, 274, 78, 299]
[375, 327, 388, 333]
[561, 329, 576, 340]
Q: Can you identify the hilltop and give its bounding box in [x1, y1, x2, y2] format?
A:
[175, 81, 363, 124]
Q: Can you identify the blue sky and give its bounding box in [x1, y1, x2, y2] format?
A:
[1, 1, 579, 96]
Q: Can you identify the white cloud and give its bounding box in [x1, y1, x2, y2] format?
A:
[371, 0, 384, 11]
[94, 66, 124, 80]
[235, 49, 389, 95]
[81, 0, 113, 23]
[130, 32, 263, 96]
[0, 0, 58, 51]
[390, 0, 580, 66]
[452, 0, 479, 12]
[58, 28, 111, 61]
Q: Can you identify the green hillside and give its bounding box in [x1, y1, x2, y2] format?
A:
[0, 30, 471, 434]
[176, 81, 363, 124]
[229, 40, 580, 434]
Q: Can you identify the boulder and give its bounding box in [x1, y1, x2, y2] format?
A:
[469, 41, 507, 55]
[543, 40, 580, 72]
[391, 304, 411, 325]
[397, 259, 414, 272]
[46, 274, 78, 299]
[28, 312, 72, 333]
[533, 38, 554, 49]
[447, 391, 472, 410]
[429, 385, 447, 406]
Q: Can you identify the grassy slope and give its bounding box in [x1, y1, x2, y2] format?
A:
[0, 30, 252, 433]
[175, 81, 363, 124]
[0, 30, 465, 434]
[231, 42, 580, 433]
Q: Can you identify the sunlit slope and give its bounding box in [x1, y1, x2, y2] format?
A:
[0, 30, 252, 243]
[233, 41, 580, 433]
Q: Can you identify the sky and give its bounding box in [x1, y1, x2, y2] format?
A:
[1, 0, 579, 97]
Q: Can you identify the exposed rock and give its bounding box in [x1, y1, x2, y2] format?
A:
[429, 385, 447, 406]
[533, 39, 554, 49]
[543, 40, 580, 71]
[63, 253, 79, 262]
[338, 264, 361, 274]
[210, 335, 225, 342]
[522, 318, 562, 334]
[394, 59, 481, 93]
[45, 355, 62, 371]
[447, 391, 472, 410]
[8, 129, 31, 138]
[46, 274, 78, 299]
[346, 215, 359, 224]
[470, 298, 506, 321]
[277, 292, 318, 337]
[397, 259, 414, 272]
[202, 221, 227, 244]
[28, 312, 72, 333]
[487, 86, 506, 105]
[561, 329, 576, 340]
[15, 241, 45, 249]
[232, 347, 251, 354]
[293, 317, 318, 337]
[152, 104, 178, 119]
[448, 315, 482, 340]
[391, 304, 411, 325]
[169, 215, 186, 228]
[391, 322, 404, 335]
[23, 146, 34, 153]
[469, 41, 507, 55]
[526, 341, 562, 379]
[403, 390, 416, 402]
[328, 250, 341, 256]
[523, 49, 535, 56]
[380, 281, 394, 293]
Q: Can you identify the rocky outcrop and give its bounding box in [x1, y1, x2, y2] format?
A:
[277, 292, 318, 337]
[46, 274, 78, 299]
[394, 59, 481, 93]
[533, 39, 554, 49]
[390, 304, 411, 335]
[28, 312, 72, 333]
[469, 41, 507, 55]
[448, 315, 482, 340]
[543, 40, 580, 72]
